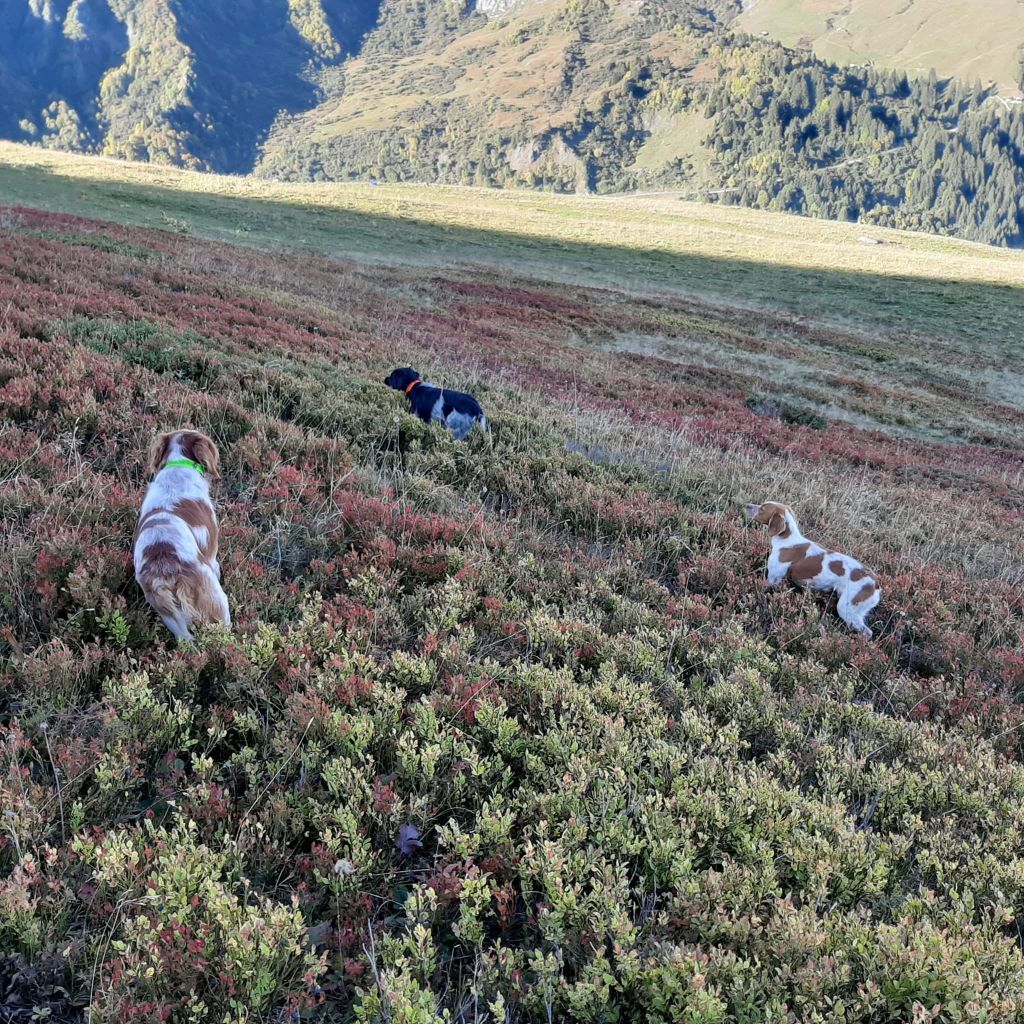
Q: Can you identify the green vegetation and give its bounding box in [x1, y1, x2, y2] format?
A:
[287, 0, 343, 59]
[4, 140, 1024, 352]
[36, 99, 92, 152]
[704, 40, 1024, 245]
[97, 0, 196, 166]
[0, 145, 1023, 1019]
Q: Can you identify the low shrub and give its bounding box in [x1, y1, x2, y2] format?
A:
[1, 209, 1023, 1021]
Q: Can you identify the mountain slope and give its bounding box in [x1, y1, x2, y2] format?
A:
[0, 0, 127, 145]
[2, 0, 1024, 245]
[736, 0, 1024, 96]
[256, 0, 720, 190]
[256, 0, 1024, 246]
[0, 0, 384, 172]
[2, 176, 1024, 1019]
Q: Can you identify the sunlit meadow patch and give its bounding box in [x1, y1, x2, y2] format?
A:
[1, 209, 1023, 1021]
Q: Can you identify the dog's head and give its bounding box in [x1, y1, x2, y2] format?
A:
[744, 501, 793, 538]
[148, 429, 222, 480]
[384, 367, 420, 392]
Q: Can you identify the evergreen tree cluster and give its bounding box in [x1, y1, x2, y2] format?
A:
[704, 39, 1024, 246]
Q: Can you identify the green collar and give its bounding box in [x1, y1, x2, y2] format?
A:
[164, 458, 205, 475]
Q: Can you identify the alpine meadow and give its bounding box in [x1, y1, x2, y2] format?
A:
[2, 2, 1024, 1023]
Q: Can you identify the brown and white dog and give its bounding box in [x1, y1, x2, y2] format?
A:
[134, 430, 230, 641]
[745, 501, 881, 638]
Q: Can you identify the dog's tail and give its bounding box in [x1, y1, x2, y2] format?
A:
[147, 568, 230, 640]
[177, 571, 230, 628]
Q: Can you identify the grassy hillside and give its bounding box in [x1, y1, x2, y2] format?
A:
[253, 0, 1024, 248]
[1, 157, 1024, 1020]
[4, 142, 1024, 350]
[736, 0, 1024, 95]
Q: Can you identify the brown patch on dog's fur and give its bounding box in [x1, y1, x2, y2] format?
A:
[828, 559, 845, 575]
[184, 575, 229, 625]
[173, 498, 218, 564]
[135, 501, 218, 567]
[850, 567, 868, 582]
[139, 539, 177, 562]
[778, 543, 809, 564]
[853, 582, 876, 605]
[137, 542, 227, 628]
[136, 541, 183, 590]
[160, 568, 229, 626]
[180, 431, 221, 480]
[147, 434, 174, 477]
[133, 510, 175, 546]
[791, 552, 825, 582]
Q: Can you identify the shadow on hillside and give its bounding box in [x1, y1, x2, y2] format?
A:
[173, 2, 324, 174]
[2, 158, 1024, 356]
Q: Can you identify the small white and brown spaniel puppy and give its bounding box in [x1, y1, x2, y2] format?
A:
[745, 501, 881, 638]
[134, 429, 230, 641]
[384, 367, 487, 439]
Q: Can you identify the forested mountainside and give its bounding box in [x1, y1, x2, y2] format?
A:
[3, 0, 1024, 246]
[0, 0, 383, 172]
[701, 42, 1024, 247]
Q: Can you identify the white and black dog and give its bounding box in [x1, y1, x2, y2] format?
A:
[384, 367, 488, 440]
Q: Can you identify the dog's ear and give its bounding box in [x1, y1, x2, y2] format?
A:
[747, 502, 788, 536]
[190, 432, 221, 480]
[147, 432, 174, 476]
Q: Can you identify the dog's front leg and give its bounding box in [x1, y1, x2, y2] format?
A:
[766, 558, 788, 587]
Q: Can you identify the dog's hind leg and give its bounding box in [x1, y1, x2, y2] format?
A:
[445, 411, 476, 439]
[155, 602, 194, 643]
[854, 587, 881, 638]
[837, 588, 861, 634]
[839, 586, 877, 638]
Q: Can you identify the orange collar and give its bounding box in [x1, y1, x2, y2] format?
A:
[405, 379, 422, 395]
